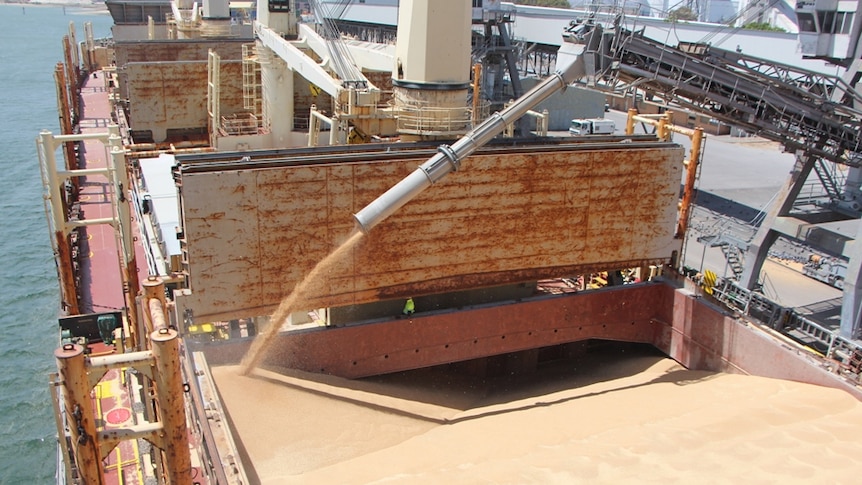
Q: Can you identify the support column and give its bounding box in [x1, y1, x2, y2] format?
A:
[308, 104, 319, 147]
[63, 35, 79, 119]
[840, 166, 862, 212]
[142, 276, 167, 334]
[841, 222, 862, 339]
[499, 22, 523, 101]
[625, 108, 637, 135]
[54, 63, 79, 198]
[739, 153, 817, 289]
[260, 52, 294, 147]
[391, 0, 471, 139]
[109, 130, 140, 344]
[150, 328, 193, 484]
[55, 344, 104, 484]
[472, 63, 482, 126]
[676, 127, 703, 238]
[55, 230, 79, 314]
[658, 111, 672, 141]
[40, 130, 80, 315]
[499, 21, 525, 136]
[257, 0, 298, 37]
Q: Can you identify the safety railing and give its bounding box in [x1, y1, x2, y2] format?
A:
[711, 278, 862, 382]
[396, 104, 472, 136]
[220, 113, 260, 136]
[785, 311, 839, 353]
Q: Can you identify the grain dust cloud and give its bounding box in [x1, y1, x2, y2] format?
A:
[240, 230, 364, 375]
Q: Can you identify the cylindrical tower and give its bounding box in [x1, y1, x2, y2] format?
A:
[393, 0, 472, 139]
[260, 50, 295, 147]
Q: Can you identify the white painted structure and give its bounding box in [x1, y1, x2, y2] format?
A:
[323, 1, 837, 74]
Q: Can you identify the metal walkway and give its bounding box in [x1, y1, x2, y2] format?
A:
[711, 278, 862, 384]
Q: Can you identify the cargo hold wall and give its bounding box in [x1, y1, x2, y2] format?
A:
[197, 278, 862, 399]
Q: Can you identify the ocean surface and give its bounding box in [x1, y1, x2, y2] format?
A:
[0, 4, 113, 483]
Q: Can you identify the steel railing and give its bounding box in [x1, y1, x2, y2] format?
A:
[711, 278, 862, 382]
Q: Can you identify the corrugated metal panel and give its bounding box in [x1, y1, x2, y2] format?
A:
[116, 40, 247, 102]
[127, 61, 245, 141]
[179, 142, 683, 320]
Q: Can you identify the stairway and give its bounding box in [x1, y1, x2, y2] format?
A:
[721, 243, 745, 280]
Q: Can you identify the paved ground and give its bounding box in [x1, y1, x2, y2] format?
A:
[571, 111, 844, 319]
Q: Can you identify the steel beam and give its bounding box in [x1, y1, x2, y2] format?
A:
[598, 25, 862, 168]
[841, 222, 862, 339]
[739, 153, 817, 290]
[257, 24, 345, 101]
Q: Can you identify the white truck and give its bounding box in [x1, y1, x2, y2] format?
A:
[569, 118, 616, 135]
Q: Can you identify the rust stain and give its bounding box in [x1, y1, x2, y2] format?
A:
[180, 142, 684, 319]
[127, 61, 245, 139]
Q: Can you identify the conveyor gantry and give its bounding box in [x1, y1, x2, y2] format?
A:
[574, 19, 862, 168]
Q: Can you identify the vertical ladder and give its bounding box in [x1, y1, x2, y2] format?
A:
[242, 43, 262, 130]
[207, 49, 221, 147]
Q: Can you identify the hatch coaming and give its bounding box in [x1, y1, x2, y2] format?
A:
[172, 140, 684, 322]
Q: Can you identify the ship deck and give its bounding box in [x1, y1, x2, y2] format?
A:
[77, 73, 133, 314]
[70, 71, 197, 484]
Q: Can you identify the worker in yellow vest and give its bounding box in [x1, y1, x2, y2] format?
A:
[403, 297, 415, 316]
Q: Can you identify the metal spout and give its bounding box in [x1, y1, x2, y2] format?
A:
[353, 35, 590, 233]
[353, 148, 457, 233]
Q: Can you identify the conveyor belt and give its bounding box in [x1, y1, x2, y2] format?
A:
[572, 19, 862, 168]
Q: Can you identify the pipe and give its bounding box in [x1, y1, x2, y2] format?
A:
[54, 344, 104, 482]
[124, 147, 216, 159]
[88, 350, 155, 384]
[676, 127, 704, 239]
[150, 327, 193, 483]
[67, 217, 117, 229]
[353, 42, 588, 233]
[99, 422, 163, 446]
[126, 142, 158, 151]
[57, 168, 111, 179]
[51, 132, 110, 144]
[149, 297, 168, 331]
[142, 276, 167, 334]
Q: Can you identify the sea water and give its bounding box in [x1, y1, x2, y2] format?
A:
[0, 4, 113, 483]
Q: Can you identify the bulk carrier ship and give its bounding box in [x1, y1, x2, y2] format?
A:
[39, 0, 862, 483]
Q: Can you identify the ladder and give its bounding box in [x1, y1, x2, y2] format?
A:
[242, 44, 262, 130]
[721, 243, 745, 280]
